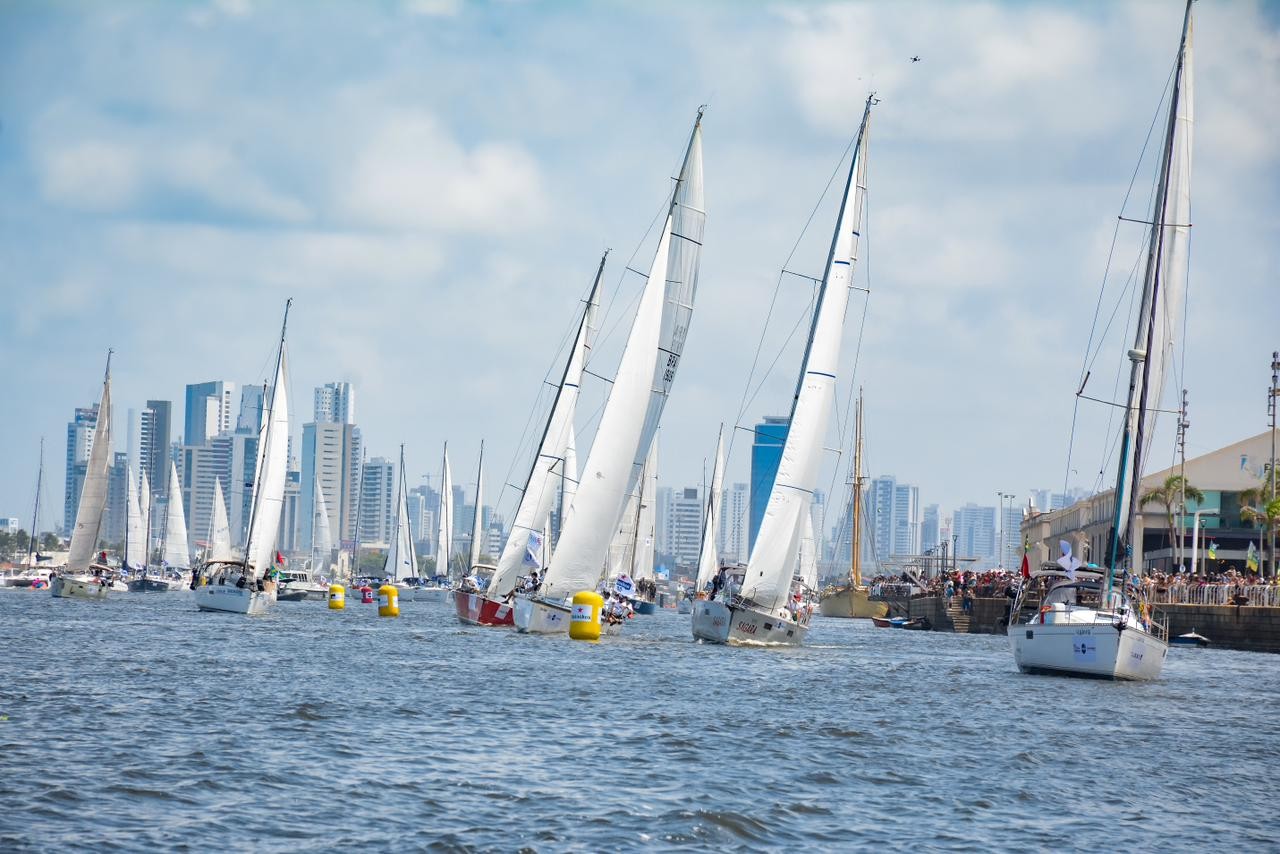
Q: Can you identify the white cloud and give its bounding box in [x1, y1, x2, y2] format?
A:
[404, 0, 461, 17]
[340, 111, 547, 233]
[39, 140, 140, 211]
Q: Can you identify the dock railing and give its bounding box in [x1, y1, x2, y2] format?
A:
[1145, 584, 1280, 608]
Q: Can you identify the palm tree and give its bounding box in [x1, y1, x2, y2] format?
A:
[1240, 468, 1280, 577]
[1140, 474, 1204, 571]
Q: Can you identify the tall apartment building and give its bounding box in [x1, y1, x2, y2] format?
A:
[180, 432, 259, 549]
[64, 405, 98, 535]
[184, 381, 234, 447]
[314, 382, 355, 424]
[237, 385, 266, 434]
[717, 482, 749, 565]
[299, 421, 363, 550]
[139, 400, 172, 499]
[358, 457, 396, 546]
[658, 486, 703, 569]
[922, 504, 940, 552]
[954, 503, 997, 567]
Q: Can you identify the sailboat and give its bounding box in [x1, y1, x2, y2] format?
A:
[819, 391, 887, 619]
[5, 439, 55, 589]
[192, 301, 292, 615]
[454, 255, 604, 627]
[624, 442, 659, 614]
[404, 443, 451, 603]
[692, 95, 872, 646]
[686, 425, 726, 613]
[158, 459, 192, 589]
[515, 108, 705, 635]
[1009, 2, 1193, 680]
[279, 481, 331, 602]
[123, 464, 156, 590]
[51, 353, 116, 601]
[383, 445, 426, 600]
[464, 441, 491, 581]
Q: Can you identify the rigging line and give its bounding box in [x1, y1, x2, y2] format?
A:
[737, 300, 813, 421]
[728, 132, 859, 469]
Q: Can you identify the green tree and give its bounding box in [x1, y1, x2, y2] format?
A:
[1240, 469, 1280, 576]
[39, 532, 61, 551]
[1140, 474, 1204, 570]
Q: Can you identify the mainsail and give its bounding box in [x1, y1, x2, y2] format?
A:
[125, 465, 146, 571]
[694, 425, 726, 594]
[487, 258, 603, 600]
[542, 111, 706, 600]
[468, 442, 486, 571]
[742, 98, 871, 612]
[209, 477, 233, 562]
[632, 441, 657, 583]
[384, 446, 418, 582]
[67, 355, 113, 574]
[313, 481, 333, 573]
[243, 303, 291, 580]
[435, 445, 453, 578]
[162, 460, 190, 570]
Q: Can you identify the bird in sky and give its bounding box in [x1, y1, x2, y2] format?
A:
[910, 55, 921, 62]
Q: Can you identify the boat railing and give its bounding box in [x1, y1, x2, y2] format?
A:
[1144, 584, 1280, 608]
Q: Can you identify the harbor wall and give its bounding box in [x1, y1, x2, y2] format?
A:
[878, 595, 1280, 653]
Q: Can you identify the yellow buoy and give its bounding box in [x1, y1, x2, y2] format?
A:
[378, 583, 400, 618]
[569, 590, 603, 641]
[328, 584, 345, 610]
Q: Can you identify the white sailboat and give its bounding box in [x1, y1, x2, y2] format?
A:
[207, 477, 234, 563]
[123, 464, 156, 591]
[454, 257, 604, 627]
[52, 353, 115, 601]
[631, 441, 659, 614]
[516, 109, 706, 634]
[279, 480, 331, 602]
[689, 425, 726, 610]
[1009, 2, 1193, 680]
[404, 444, 451, 603]
[192, 301, 292, 615]
[692, 95, 871, 646]
[466, 441, 489, 578]
[3, 439, 55, 589]
[386, 446, 422, 596]
[159, 460, 192, 589]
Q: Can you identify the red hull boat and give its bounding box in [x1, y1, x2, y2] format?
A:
[452, 590, 515, 626]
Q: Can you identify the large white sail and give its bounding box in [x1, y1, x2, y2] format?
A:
[208, 478, 233, 562]
[743, 102, 870, 613]
[384, 448, 418, 582]
[562, 425, 579, 512]
[487, 261, 602, 600]
[313, 481, 333, 572]
[607, 488, 640, 582]
[435, 446, 453, 578]
[139, 469, 152, 564]
[469, 443, 485, 570]
[1114, 11, 1195, 546]
[694, 426, 726, 593]
[162, 460, 190, 570]
[542, 113, 705, 599]
[799, 513, 818, 591]
[125, 464, 146, 571]
[632, 440, 657, 582]
[67, 358, 112, 574]
[244, 328, 290, 579]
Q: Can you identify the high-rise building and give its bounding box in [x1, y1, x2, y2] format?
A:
[718, 482, 749, 565]
[63, 405, 98, 535]
[180, 432, 259, 549]
[407, 484, 436, 548]
[314, 382, 355, 425]
[954, 503, 997, 567]
[358, 457, 396, 546]
[891, 483, 920, 556]
[140, 400, 172, 500]
[1000, 504, 1024, 569]
[104, 452, 129, 548]
[863, 475, 921, 560]
[184, 381, 234, 448]
[299, 422, 363, 550]
[279, 469, 301, 554]
[660, 486, 703, 569]
[922, 504, 940, 552]
[750, 416, 789, 550]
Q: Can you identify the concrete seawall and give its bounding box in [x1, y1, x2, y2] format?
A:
[878, 595, 1280, 653]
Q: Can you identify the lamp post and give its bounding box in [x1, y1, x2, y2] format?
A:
[1190, 509, 1220, 577]
[1269, 351, 1278, 577]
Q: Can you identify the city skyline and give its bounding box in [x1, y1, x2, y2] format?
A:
[2, 1, 1276, 535]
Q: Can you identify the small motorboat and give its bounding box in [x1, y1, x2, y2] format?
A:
[1171, 629, 1210, 648]
[900, 617, 931, 631]
[871, 616, 894, 628]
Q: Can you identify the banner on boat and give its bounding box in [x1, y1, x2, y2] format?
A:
[613, 575, 635, 597]
[1073, 637, 1097, 663]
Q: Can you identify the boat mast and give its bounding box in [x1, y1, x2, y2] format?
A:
[1107, 0, 1193, 597]
[469, 440, 485, 573]
[350, 449, 366, 581]
[26, 437, 43, 567]
[850, 389, 863, 588]
[242, 299, 290, 578]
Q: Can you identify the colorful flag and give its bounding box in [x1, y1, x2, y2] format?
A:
[1021, 538, 1031, 579]
[1247, 542, 1259, 572]
[1208, 541, 1218, 560]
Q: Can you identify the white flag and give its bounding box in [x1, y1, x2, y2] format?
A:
[1056, 540, 1081, 580]
[523, 531, 544, 569]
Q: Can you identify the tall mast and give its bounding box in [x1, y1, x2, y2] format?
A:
[469, 440, 485, 571]
[850, 389, 863, 588]
[350, 448, 366, 581]
[27, 438, 43, 566]
[87, 350, 113, 564]
[1108, 0, 1193, 594]
[243, 299, 290, 575]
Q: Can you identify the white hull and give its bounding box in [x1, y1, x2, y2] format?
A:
[50, 575, 110, 600]
[398, 585, 449, 603]
[513, 596, 571, 635]
[1010, 621, 1167, 680]
[193, 584, 276, 615]
[692, 599, 808, 646]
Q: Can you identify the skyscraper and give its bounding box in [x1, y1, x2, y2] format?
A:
[141, 400, 172, 500]
[299, 421, 363, 550]
[358, 457, 396, 546]
[749, 416, 789, 550]
[1000, 504, 1024, 569]
[718, 482, 749, 565]
[237, 385, 266, 434]
[922, 504, 940, 552]
[863, 475, 921, 560]
[64, 405, 98, 535]
[314, 382, 354, 424]
[184, 381, 234, 447]
[954, 504, 997, 567]
[663, 486, 703, 569]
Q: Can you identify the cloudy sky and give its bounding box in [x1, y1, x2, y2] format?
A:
[2, 0, 1277, 535]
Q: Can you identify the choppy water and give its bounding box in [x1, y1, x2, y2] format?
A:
[0, 591, 1275, 852]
